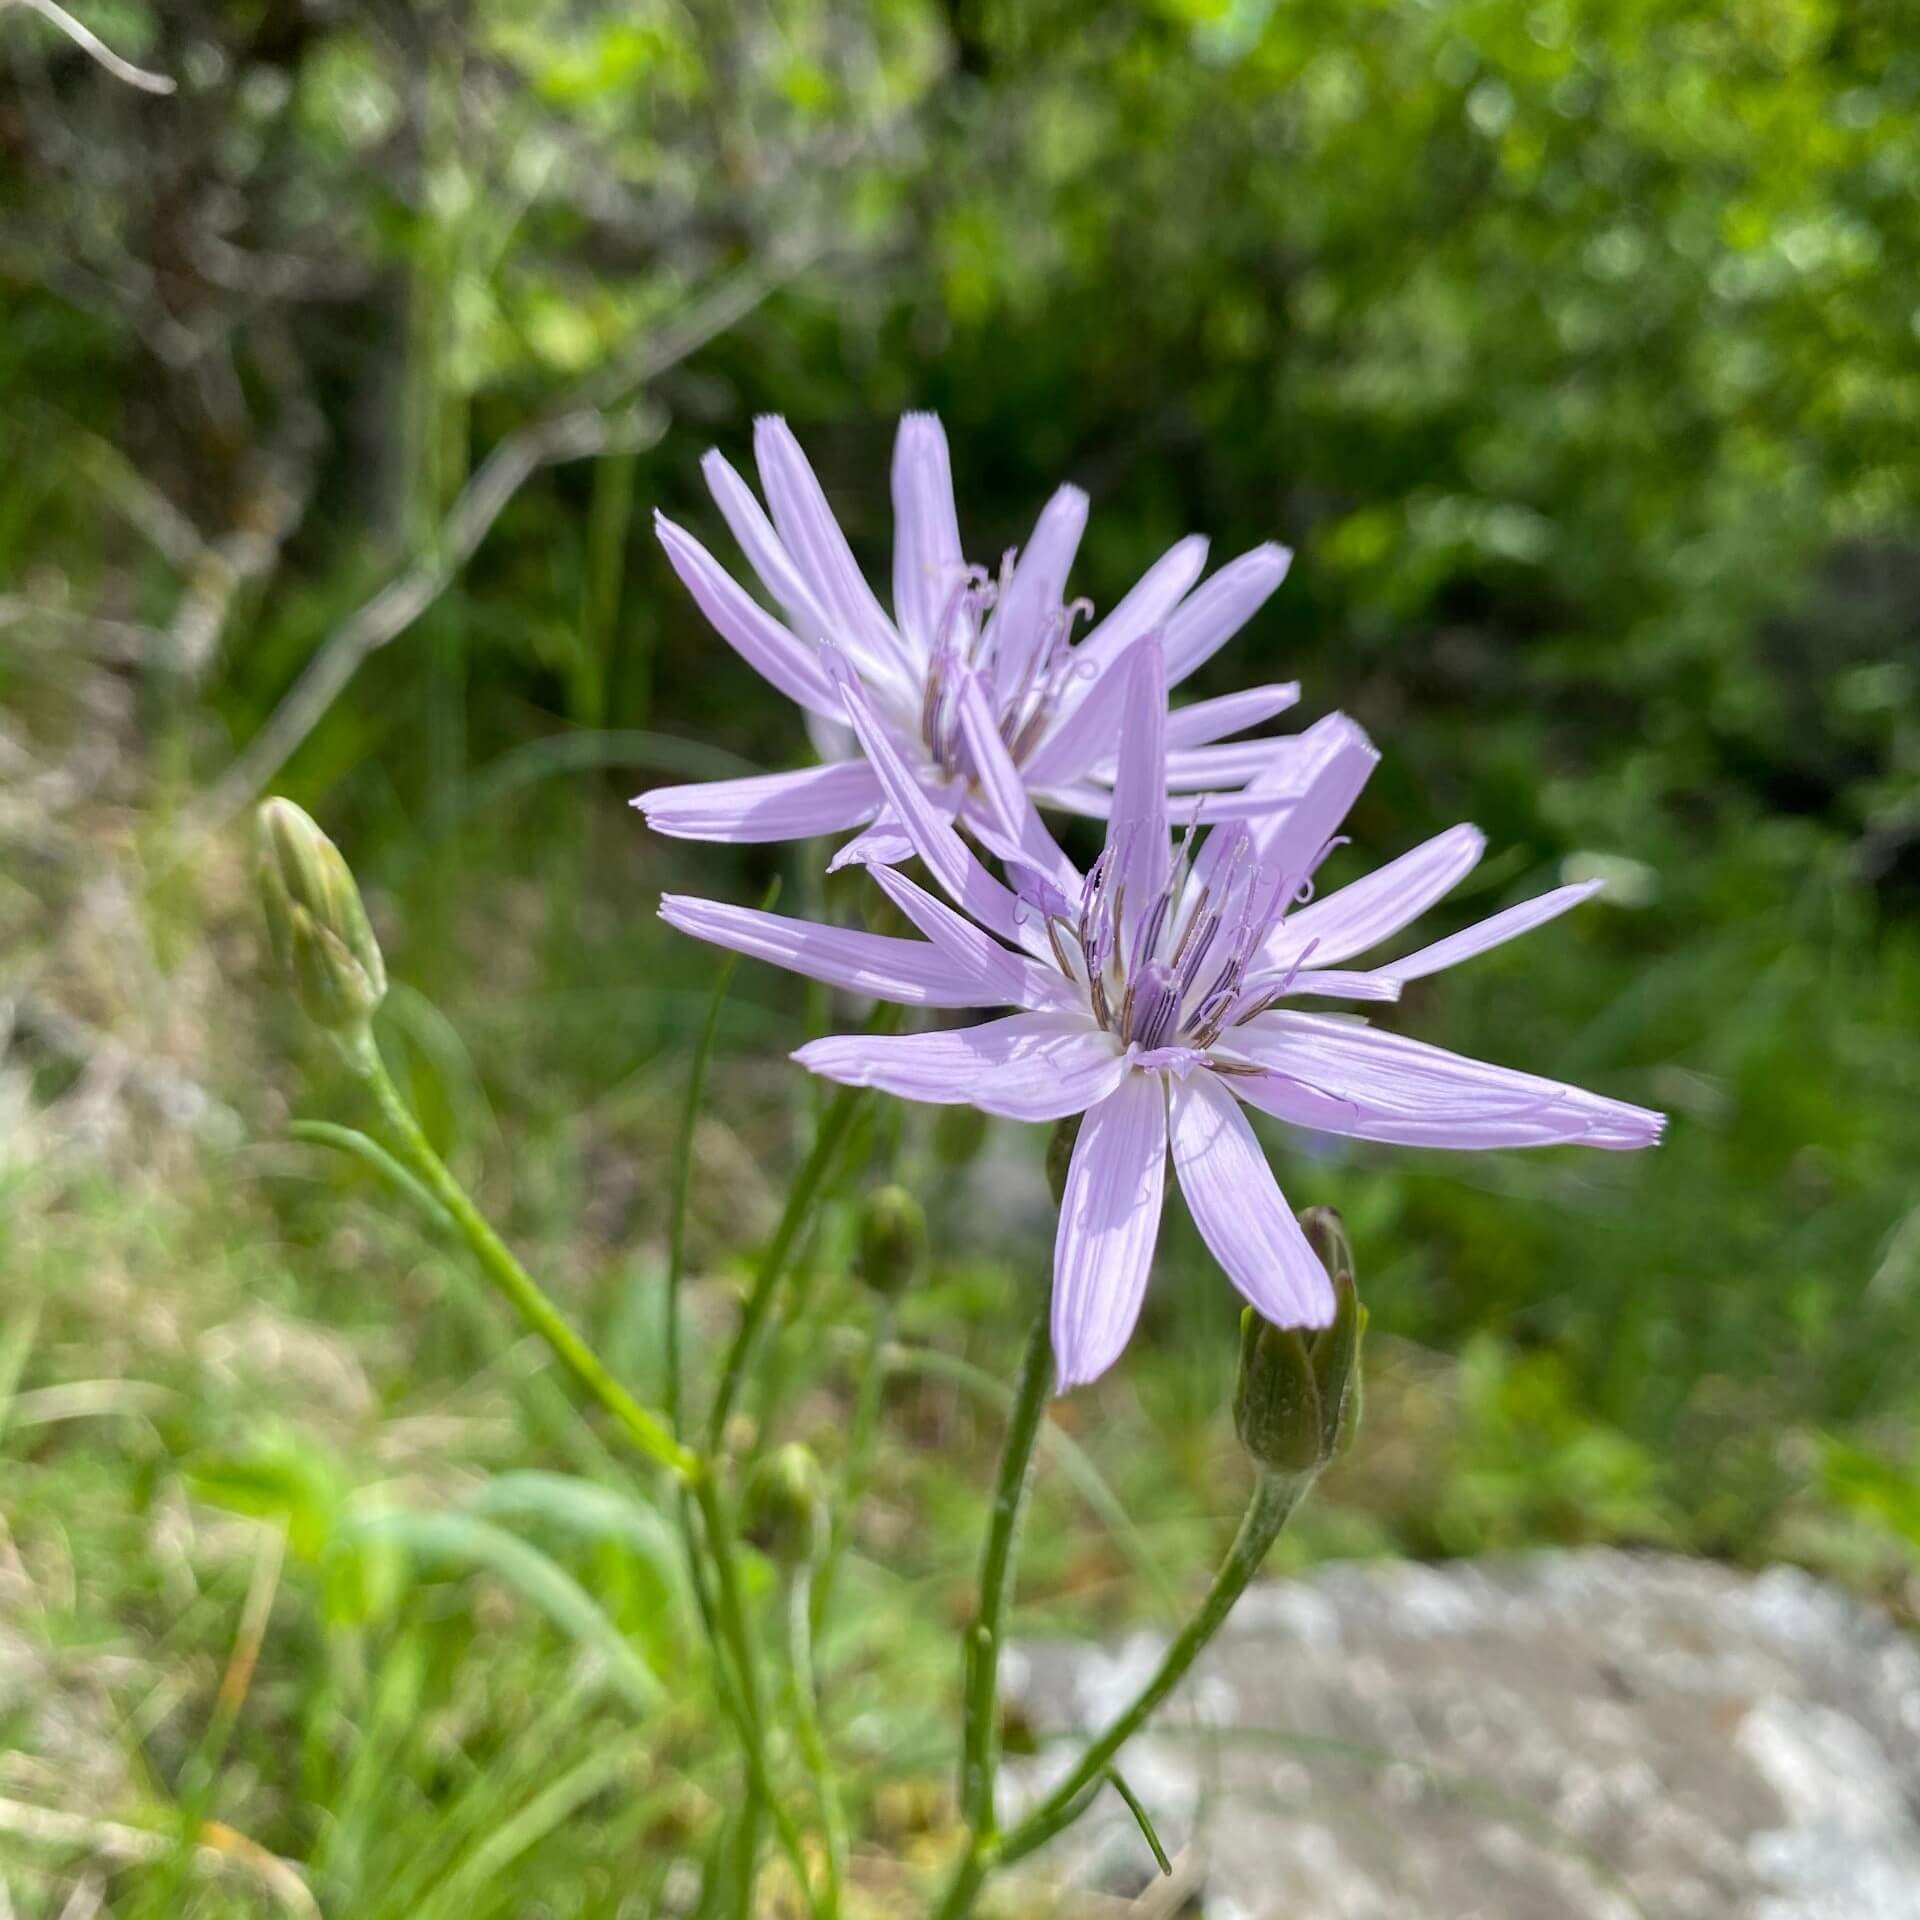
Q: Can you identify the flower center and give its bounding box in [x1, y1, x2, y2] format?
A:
[919, 563, 1095, 781]
[1037, 820, 1331, 1057]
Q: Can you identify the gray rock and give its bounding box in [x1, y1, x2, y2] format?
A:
[1002, 1550, 1920, 1920]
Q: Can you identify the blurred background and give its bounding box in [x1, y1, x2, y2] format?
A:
[3, 0, 1918, 1913]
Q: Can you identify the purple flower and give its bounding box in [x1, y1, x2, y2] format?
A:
[660, 644, 1665, 1391]
[634, 414, 1306, 864]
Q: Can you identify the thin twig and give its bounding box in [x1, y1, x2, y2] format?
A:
[190, 250, 810, 834]
[9, 0, 176, 93]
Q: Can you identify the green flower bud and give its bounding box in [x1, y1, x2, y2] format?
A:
[1045, 1111, 1084, 1209]
[931, 1102, 991, 1169]
[1233, 1212, 1366, 1478]
[740, 1443, 828, 1568]
[857, 1185, 928, 1298]
[256, 798, 386, 1038]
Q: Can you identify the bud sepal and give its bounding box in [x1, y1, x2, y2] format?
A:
[1233, 1208, 1366, 1481]
[741, 1443, 828, 1568]
[257, 798, 386, 1045]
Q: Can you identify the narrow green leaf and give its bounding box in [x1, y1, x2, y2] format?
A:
[1106, 1766, 1171, 1875]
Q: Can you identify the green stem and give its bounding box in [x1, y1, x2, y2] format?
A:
[959, 1310, 1053, 1840]
[689, 1472, 820, 1915]
[787, 1565, 846, 1920]
[996, 1469, 1309, 1867]
[810, 1293, 896, 1637]
[356, 1036, 695, 1481]
[703, 1008, 896, 1455]
[668, 926, 758, 1439]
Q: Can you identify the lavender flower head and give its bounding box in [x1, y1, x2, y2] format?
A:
[634, 414, 1305, 866]
[660, 641, 1664, 1391]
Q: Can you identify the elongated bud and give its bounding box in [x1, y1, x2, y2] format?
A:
[1045, 1112, 1084, 1209]
[256, 798, 386, 1039]
[741, 1443, 828, 1567]
[932, 1102, 990, 1169]
[857, 1185, 928, 1298]
[1234, 1210, 1366, 1479]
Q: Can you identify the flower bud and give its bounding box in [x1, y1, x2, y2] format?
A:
[1233, 1212, 1365, 1479]
[931, 1102, 990, 1169]
[740, 1443, 827, 1567]
[857, 1185, 928, 1298]
[256, 798, 386, 1038]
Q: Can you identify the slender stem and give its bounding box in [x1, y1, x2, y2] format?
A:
[356, 1037, 695, 1481]
[787, 1565, 846, 1920]
[996, 1469, 1309, 1867]
[668, 926, 756, 1439]
[703, 1005, 895, 1455]
[959, 1310, 1053, 1839]
[810, 1292, 897, 1637]
[689, 1473, 820, 1915]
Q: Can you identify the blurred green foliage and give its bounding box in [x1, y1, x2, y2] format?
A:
[5, 0, 1920, 1910]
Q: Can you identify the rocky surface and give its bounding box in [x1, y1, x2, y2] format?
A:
[1002, 1550, 1920, 1919]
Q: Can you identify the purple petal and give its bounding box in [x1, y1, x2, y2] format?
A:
[1023, 537, 1211, 784]
[1164, 683, 1302, 750]
[867, 863, 1072, 1013]
[1377, 881, 1604, 983]
[1231, 1068, 1661, 1150]
[825, 652, 1033, 949]
[990, 484, 1089, 707]
[753, 417, 912, 697]
[660, 894, 1005, 1008]
[1161, 740, 1314, 790]
[1160, 544, 1292, 687]
[1276, 969, 1404, 1003]
[828, 818, 918, 872]
[655, 513, 839, 719]
[891, 413, 965, 658]
[1106, 637, 1171, 910]
[1170, 1072, 1334, 1329]
[701, 449, 831, 639]
[1052, 1074, 1168, 1390]
[952, 668, 1081, 894]
[1071, 534, 1210, 680]
[1219, 1011, 1666, 1146]
[635, 760, 881, 843]
[1269, 824, 1486, 969]
[794, 1011, 1124, 1121]
[1019, 646, 1137, 787]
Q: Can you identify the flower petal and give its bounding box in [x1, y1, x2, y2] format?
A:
[891, 413, 966, 658]
[1269, 824, 1486, 969]
[1164, 683, 1302, 750]
[1071, 534, 1210, 680]
[635, 760, 882, 843]
[866, 863, 1071, 1013]
[1107, 637, 1171, 911]
[825, 651, 1033, 948]
[990, 484, 1089, 708]
[952, 667, 1081, 895]
[1219, 1010, 1666, 1146]
[794, 1011, 1124, 1121]
[1231, 1068, 1661, 1150]
[659, 895, 1004, 1008]
[1161, 544, 1292, 687]
[655, 513, 839, 720]
[754, 417, 912, 697]
[1052, 1074, 1168, 1389]
[701, 448, 831, 639]
[1170, 1072, 1334, 1329]
[827, 818, 918, 872]
[1018, 645, 1137, 787]
[1023, 537, 1211, 784]
[1377, 881, 1604, 982]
